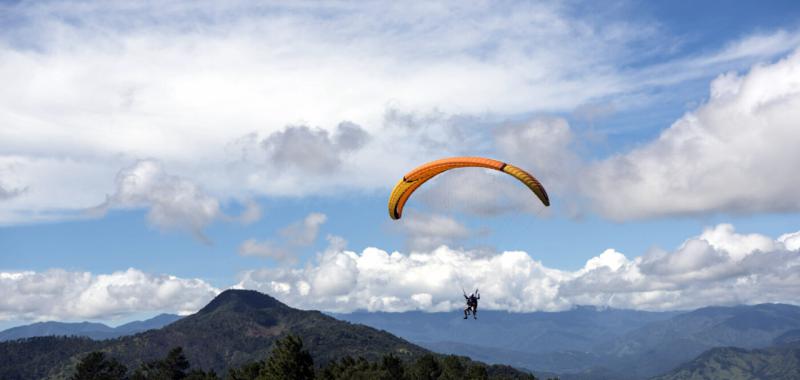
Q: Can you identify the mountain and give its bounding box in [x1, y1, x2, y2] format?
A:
[651, 344, 800, 380]
[335, 306, 677, 354]
[113, 313, 182, 334]
[336, 303, 800, 379]
[334, 307, 678, 373]
[0, 321, 115, 341]
[0, 289, 432, 379]
[602, 303, 800, 379]
[0, 313, 182, 341]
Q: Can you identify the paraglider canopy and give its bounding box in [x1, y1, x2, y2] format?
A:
[387, 157, 549, 219]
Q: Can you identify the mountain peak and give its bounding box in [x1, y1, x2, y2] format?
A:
[197, 289, 289, 314]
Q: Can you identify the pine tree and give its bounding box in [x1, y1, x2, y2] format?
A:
[380, 354, 404, 379]
[131, 346, 191, 380]
[465, 364, 488, 380]
[227, 361, 263, 380]
[258, 335, 314, 380]
[409, 354, 441, 380]
[70, 351, 128, 380]
[439, 355, 465, 380]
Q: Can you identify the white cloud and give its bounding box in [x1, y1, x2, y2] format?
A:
[395, 212, 474, 251]
[258, 123, 370, 174]
[94, 160, 223, 242]
[779, 231, 800, 251]
[0, 268, 219, 321]
[237, 223, 800, 312]
[280, 213, 328, 246]
[2, 2, 796, 224]
[237, 212, 327, 262]
[238, 239, 293, 263]
[586, 49, 800, 220]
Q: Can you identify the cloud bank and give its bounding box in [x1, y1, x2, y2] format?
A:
[237, 223, 800, 313]
[2, 223, 797, 321]
[0, 268, 219, 321]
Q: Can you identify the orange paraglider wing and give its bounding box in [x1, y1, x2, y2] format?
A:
[388, 157, 549, 219]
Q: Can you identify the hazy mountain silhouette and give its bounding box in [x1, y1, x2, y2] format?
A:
[602, 303, 800, 378]
[3, 293, 800, 380]
[338, 303, 800, 379]
[0, 313, 181, 341]
[335, 306, 678, 354]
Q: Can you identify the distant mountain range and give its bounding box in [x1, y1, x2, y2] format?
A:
[3, 293, 800, 380]
[0, 313, 182, 341]
[652, 330, 800, 380]
[336, 303, 800, 379]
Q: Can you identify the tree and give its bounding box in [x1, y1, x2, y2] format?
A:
[439, 355, 465, 380]
[132, 347, 191, 380]
[465, 364, 488, 380]
[258, 335, 314, 380]
[71, 351, 128, 380]
[184, 369, 219, 380]
[380, 354, 403, 379]
[227, 361, 263, 380]
[408, 354, 440, 380]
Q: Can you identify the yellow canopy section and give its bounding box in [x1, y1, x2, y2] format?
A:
[388, 157, 550, 219]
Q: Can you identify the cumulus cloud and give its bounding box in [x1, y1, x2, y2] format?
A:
[0, 268, 219, 321]
[0, 184, 25, 201]
[237, 223, 800, 312]
[395, 212, 474, 251]
[585, 49, 800, 219]
[260, 123, 370, 173]
[93, 160, 223, 242]
[2, 2, 796, 224]
[238, 212, 327, 263]
[280, 213, 328, 246]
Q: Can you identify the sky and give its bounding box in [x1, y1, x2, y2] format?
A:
[2, 0, 800, 329]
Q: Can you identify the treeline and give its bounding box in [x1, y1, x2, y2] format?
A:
[71, 335, 556, 380]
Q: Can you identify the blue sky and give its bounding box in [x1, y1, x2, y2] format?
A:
[1, 1, 800, 329]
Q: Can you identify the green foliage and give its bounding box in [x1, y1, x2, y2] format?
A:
[222, 349, 539, 380]
[185, 369, 220, 380]
[466, 364, 489, 380]
[381, 354, 404, 379]
[408, 354, 441, 380]
[129, 346, 218, 380]
[438, 355, 465, 380]
[132, 346, 191, 380]
[258, 335, 314, 380]
[226, 361, 263, 380]
[0, 336, 106, 380]
[652, 345, 800, 380]
[71, 351, 128, 380]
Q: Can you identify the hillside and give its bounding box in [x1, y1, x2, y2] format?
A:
[651, 345, 800, 380]
[0, 290, 428, 379]
[337, 303, 800, 379]
[603, 303, 800, 378]
[102, 289, 429, 372]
